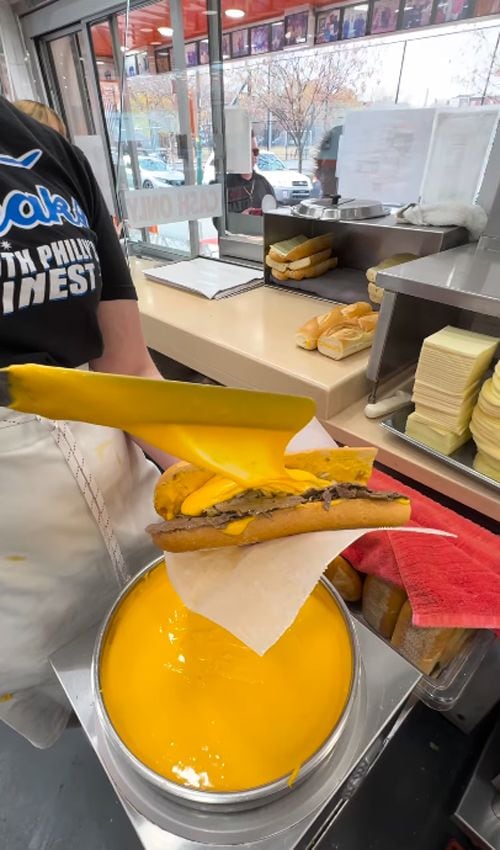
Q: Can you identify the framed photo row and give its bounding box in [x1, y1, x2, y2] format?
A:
[153, 0, 491, 74]
[315, 0, 480, 42]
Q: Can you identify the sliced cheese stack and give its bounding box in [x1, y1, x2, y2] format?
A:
[266, 234, 337, 281]
[405, 326, 498, 455]
[470, 360, 500, 482]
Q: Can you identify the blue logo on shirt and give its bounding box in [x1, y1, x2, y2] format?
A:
[0, 149, 43, 170]
[0, 149, 89, 237]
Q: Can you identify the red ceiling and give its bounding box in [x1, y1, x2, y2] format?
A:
[91, 0, 337, 57]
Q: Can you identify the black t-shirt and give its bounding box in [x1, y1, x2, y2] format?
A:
[0, 97, 137, 368]
[226, 172, 275, 214]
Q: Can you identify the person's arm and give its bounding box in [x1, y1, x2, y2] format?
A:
[89, 299, 177, 471]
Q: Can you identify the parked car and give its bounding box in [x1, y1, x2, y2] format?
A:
[203, 151, 311, 204]
[123, 154, 185, 188]
[256, 151, 311, 203]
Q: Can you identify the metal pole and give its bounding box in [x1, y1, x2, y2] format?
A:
[394, 39, 406, 105]
[109, 13, 149, 246]
[207, 0, 227, 235]
[170, 0, 200, 257]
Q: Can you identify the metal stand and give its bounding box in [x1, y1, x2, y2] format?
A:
[51, 619, 419, 850]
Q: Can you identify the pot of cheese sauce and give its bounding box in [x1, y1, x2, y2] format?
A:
[93, 557, 359, 812]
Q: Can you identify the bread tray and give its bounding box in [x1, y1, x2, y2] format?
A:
[380, 404, 500, 493]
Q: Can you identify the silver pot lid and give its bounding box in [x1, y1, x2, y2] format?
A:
[292, 197, 387, 221]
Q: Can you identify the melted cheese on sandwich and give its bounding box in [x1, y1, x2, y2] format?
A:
[181, 467, 329, 516]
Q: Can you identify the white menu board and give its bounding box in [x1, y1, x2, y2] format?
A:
[337, 107, 436, 206]
[420, 108, 499, 206]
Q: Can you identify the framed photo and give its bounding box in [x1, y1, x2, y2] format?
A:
[155, 49, 170, 74]
[231, 29, 249, 58]
[251, 24, 270, 54]
[284, 11, 309, 46]
[125, 55, 138, 77]
[475, 0, 500, 14]
[401, 0, 433, 26]
[434, 0, 472, 21]
[341, 4, 369, 38]
[270, 21, 285, 50]
[222, 33, 231, 59]
[315, 8, 341, 42]
[185, 42, 199, 66]
[136, 50, 150, 75]
[199, 39, 209, 64]
[371, 0, 400, 32]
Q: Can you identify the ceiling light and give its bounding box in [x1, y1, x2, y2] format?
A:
[96, 60, 105, 64]
[120, 45, 127, 52]
[150, 40, 162, 45]
[140, 27, 153, 32]
[201, 37, 209, 42]
[225, 8, 245, 19]
[158, 26, 173, 36]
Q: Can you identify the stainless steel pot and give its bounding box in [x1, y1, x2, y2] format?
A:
[291, 197, 387, 221]
[92, 556, 360, 813]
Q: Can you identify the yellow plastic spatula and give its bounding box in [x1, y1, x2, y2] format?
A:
[0, 364, 315, 483]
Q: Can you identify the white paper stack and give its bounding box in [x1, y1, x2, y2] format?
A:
[470, 360, 500, 482]
[405, 326, 499, 455]
[144, 257, 263, 300]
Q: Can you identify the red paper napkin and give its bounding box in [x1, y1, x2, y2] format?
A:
[343, 469, 500, 630]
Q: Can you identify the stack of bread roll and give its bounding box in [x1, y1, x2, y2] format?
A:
[470, 360, 500, 482]
[326, 558, 469, 675]
[405, 326, 498, 456]
[296, 301, 378, 360]
[366, 253, 417, 305]
[266, 234, 337, 281]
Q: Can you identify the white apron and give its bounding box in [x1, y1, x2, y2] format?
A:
[0, 408, 160, 747]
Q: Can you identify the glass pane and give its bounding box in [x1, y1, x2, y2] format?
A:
[48, 34, 93, 137]
[397, 23, 500, 106]
[0, 37, 12, 99]
[91, 0, 218, 258]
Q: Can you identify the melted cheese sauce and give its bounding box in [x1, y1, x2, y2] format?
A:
[100, 564, 353, 793]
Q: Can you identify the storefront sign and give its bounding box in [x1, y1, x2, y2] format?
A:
[122, 184, 222, 228]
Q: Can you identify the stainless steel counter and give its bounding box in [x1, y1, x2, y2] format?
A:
[51, 616, 420, 850]
[379, 244, 500, 317]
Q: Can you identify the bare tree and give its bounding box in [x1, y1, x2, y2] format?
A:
[244, 48, 362, 171]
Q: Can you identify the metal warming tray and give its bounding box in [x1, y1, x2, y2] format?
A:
[380, 404, 500, 493]
[92, 563, 360, 814]
[291, 197, 387, 222]
[51, 604, 419, 849]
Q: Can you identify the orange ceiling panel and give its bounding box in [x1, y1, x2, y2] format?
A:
[91, 0, 338, 57]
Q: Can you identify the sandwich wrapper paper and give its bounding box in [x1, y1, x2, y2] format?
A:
[166, 526, 452, 655]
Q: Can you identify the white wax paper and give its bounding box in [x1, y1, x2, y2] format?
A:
[166, 526, 453, 655]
